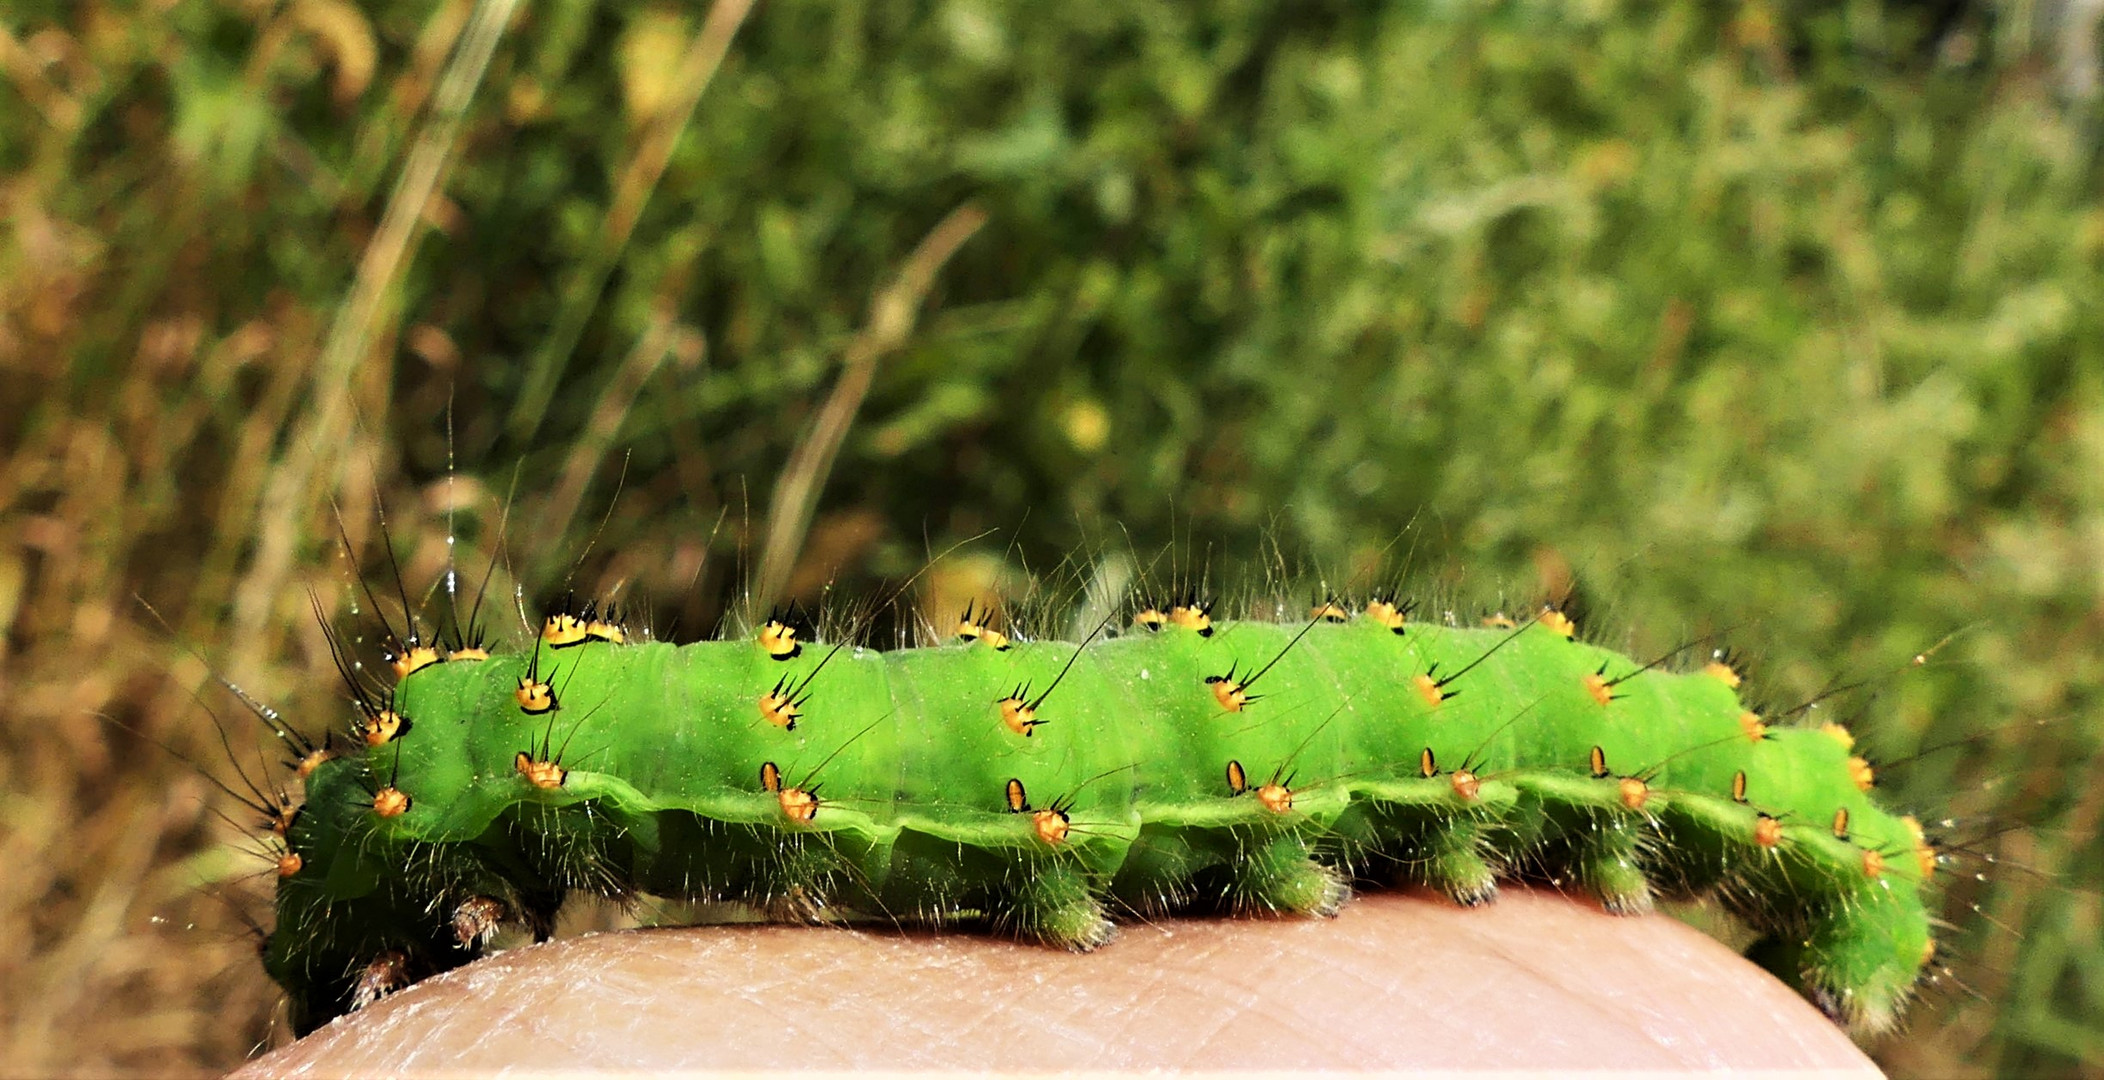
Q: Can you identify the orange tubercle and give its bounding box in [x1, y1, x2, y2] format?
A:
[1703, 660, 1742, 688]
[392, 645, 441, 680]
[515, 752, 567, 789]
[757, 619, 801, 659]
[1902, 816, 1937, 880]
[1256, 783, 1295, 814]
[1414, 674, 1445, 708]
[758, 691, 800, 729]
[955, 604, 1010, 649]
[1738, 711, 1767, 743]
[1617, 777, 1649, 812]
[1449, 770, 1480, 802]
[1168, 604, 1212, 636]
[1537, 608, 1576, 638]
[359, 710, 404, 747]
[296, 748, 336, 780]
[372, 787, 410, 818]
[515, 678, 554, 714]
[777, 786, 819, 823]
[1032, 809, 1070, 845]
[1364, 600, 1406, 634]
[999, 696, 1040, 736]
[276, 852, 303, 878]
[542, 613, 588, 648]
[1581, 672, 1613, 707]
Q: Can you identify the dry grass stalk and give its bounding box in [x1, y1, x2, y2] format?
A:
[753, 203, 990, 612]
[227, 0, 521, 673]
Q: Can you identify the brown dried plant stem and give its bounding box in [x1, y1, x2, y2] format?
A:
[753, 203, 990, 613]
[228, 0, 520, 669]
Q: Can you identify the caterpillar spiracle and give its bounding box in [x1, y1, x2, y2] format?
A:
[248, 572, 1941, 1041]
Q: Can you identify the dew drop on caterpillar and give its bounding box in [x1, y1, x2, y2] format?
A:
[245, 537, 1954, 1044]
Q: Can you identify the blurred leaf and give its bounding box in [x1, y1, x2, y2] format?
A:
[619, 8, 692, 124]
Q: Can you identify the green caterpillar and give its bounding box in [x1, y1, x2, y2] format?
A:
[258, 595, 1939, 1038]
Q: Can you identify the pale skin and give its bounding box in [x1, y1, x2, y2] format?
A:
[234, 889, 1884, 1077]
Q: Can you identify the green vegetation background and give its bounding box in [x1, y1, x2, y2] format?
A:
[2, 0, 2098, 1074]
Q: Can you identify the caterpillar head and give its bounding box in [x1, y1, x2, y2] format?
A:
[269, 755, 548, 1034]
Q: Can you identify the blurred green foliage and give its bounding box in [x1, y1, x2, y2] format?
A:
[3, 0, 2101, 1074]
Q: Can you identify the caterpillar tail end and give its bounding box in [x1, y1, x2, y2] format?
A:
[1745, 894, 1931, 1037]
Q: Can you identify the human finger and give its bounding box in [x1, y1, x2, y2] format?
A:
[235, 888, 1882, 1077]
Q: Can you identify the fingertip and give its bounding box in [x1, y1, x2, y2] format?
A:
[237, 890, 1881, 1077]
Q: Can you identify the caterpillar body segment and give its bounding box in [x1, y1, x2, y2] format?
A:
[268, 611, 1934, 1037]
